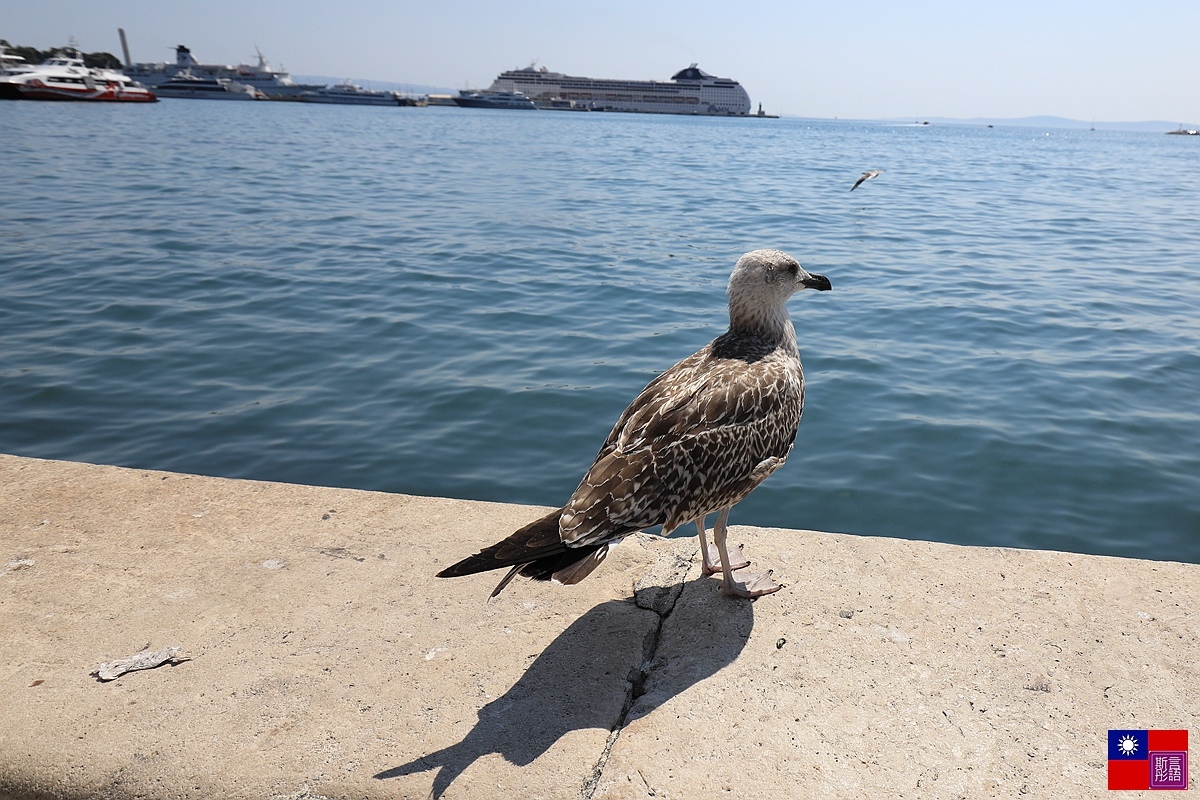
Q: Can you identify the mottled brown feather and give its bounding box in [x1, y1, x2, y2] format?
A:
[560, 331, 803, 545]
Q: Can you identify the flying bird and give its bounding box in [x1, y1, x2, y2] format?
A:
[850, 169, 883, 191]
[437, 249, 831, 599]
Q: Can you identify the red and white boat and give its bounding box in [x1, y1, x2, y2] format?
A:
[0, 50, 157, 102]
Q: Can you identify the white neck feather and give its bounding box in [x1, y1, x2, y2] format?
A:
[728, 294, 797, 349]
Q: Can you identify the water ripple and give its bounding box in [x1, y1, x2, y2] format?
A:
[2, 102, 1198, 563]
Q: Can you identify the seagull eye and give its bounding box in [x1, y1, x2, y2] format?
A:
[787, 263, 798, 276]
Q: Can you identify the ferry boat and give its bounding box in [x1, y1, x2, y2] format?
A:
[452, 90, 537, 110]
[123, 44, 321, 98]
[299, 82, 398, 106]
[0, 50, 156, 102]
[0, 44, 34, 78]
[153, 72, 264, 100]
[485, 63, 752, 116]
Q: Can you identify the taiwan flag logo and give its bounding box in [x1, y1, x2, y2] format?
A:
[1108, 729, 1189, 790]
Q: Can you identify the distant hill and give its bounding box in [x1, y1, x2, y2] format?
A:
[882, 115, 1196, 133]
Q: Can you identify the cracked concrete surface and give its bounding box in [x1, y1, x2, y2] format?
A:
[582, 550, 693, 798]
[1, 454, 1197, 799]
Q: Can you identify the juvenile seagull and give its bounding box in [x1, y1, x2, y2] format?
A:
[850, 169, 883, 191]
[437, 249, 831, 599]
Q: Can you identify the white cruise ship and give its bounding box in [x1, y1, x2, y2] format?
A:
[487, 63, 752, 116]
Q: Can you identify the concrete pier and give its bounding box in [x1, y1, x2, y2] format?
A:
[1, 453, 1195, 798]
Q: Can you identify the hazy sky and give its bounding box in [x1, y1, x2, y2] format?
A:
[5, 0, 1198, 122]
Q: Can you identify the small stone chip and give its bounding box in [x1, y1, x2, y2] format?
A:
[93, 646, 188, 681]
[1, 558, 35, 576]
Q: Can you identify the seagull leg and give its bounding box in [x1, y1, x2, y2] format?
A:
[713, 507, 780, 598]
[696, 517, 748, 575]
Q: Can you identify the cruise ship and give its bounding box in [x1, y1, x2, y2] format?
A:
[487, 63, 752, 116]
[122, 44, 321, 98]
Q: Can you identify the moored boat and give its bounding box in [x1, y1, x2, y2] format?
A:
[535, 97, 591, 111]
[452, 90, 537, 110]
[299, 82, 398, 106]
[0, 50, 156, 102]
[123, 43, 321, 98]
[153, 71, 264, 100]
[486, 63, 753, 116]
[0, 44, 35, 79]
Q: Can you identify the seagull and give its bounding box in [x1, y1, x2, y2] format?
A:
[437, 249, 831, 599]
[850, 169, 883, 191]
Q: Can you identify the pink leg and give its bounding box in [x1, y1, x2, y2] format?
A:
[695, 516, 748, 575]
[713, 507, 780, 598]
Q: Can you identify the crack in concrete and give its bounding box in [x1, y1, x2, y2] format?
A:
[580, 549, 694, 799]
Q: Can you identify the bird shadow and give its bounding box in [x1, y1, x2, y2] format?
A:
[374, 579, 754, 798]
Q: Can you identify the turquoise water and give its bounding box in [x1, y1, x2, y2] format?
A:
[2, 101, 1198, 563]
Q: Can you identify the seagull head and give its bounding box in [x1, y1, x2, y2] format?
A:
[726, 249, 831, 333]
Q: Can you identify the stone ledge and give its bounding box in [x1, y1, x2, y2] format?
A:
[0, 454, 1195, 799]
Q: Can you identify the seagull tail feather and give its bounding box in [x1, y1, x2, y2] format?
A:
[436, 508, 566, 578]
[436, 508, 613, 596]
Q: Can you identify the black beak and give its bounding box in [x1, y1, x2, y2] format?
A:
[802, 273, 832, 291]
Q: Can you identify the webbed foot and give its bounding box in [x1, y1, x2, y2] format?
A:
[702, 542, 749, 575]
[720, 568, 781, 598]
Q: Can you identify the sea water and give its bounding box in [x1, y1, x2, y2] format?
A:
[2, 100, 1198, 563]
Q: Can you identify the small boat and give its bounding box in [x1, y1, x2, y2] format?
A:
[299, 82, 398, 106]
[0, 44, 35, 78]
[536, 97, 590, 111]
[0, 49, 156, 102]
[153, 71, 264, 100]
[1166, 126, 1199, 136]
[452, 90, 537, 110]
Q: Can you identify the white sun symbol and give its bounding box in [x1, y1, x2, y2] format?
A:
[1118, 735, 1139, 755]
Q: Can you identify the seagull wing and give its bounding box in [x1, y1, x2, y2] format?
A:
[437, 334, 804, 594]
[851, 169, 883, 191]
[560, 342, 802, 546]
